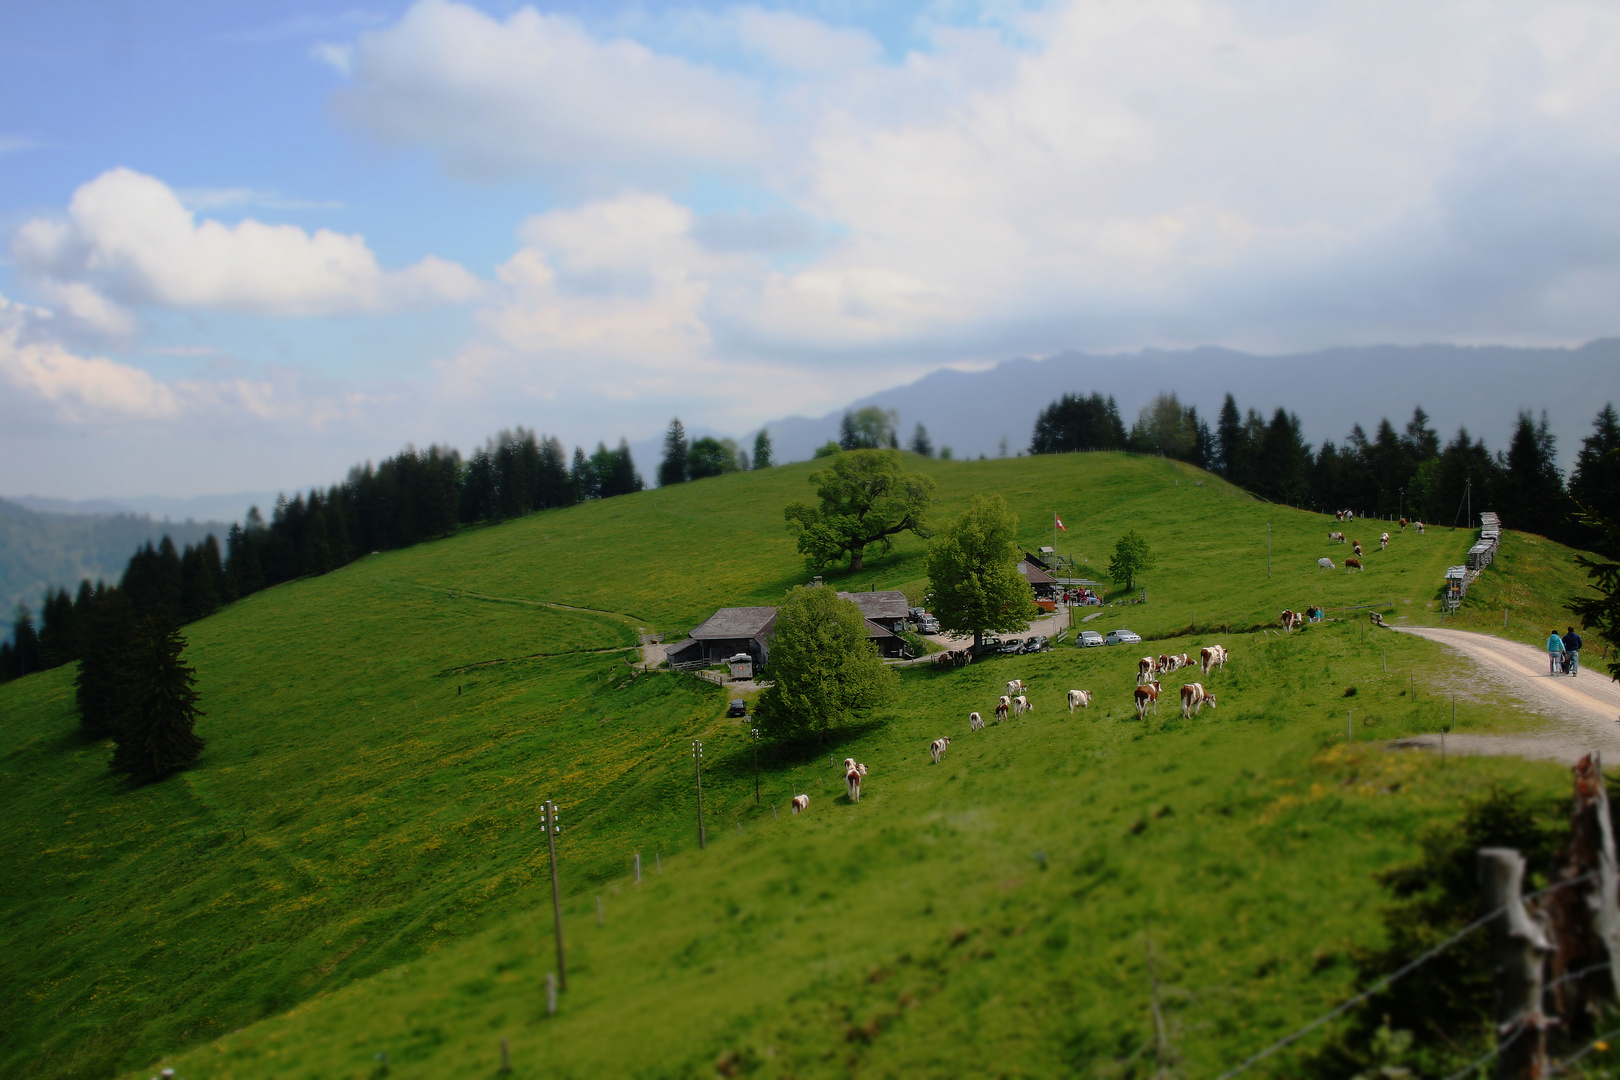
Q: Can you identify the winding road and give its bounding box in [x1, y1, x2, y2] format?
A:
[1391, 624, 1620, 764]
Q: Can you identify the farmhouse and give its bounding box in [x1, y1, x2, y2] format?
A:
[836, 590, 910, 634]
[663, 607, 779, 669]
[1016, 559, 1058, 601]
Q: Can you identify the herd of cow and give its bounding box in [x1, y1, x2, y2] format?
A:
[1319, 516, 1422, 573]
[786, 645, 1233, 817]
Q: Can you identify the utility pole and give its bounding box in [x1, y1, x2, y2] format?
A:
[751, 727, 761, 804]
[692, 740, 706, 849]
[543, 799, 566, 990]
[1266, 523, 1271, 579]
[1399, 487, 1403, 522]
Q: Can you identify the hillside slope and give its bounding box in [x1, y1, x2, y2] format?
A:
[0, 453, 1597, 1079]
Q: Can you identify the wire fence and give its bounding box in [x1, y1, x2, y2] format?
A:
[1216, 872, 1600, 1080]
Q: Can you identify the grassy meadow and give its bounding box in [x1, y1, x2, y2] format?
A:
[0, 451, 1600, 1078]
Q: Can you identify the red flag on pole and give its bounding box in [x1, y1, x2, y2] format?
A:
[1055, 513, 1066, 531]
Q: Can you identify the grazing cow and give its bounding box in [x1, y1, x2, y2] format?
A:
[1068, 689, 1092, 713]
[1180, 682, 1218, 718]
[1328, 531, 1346, 544]
[1006, 679, 1026, 697]
[1318, 557, 1336, 571]
[994, 700, 1010, 722]
[791, 794, 810, 815]
[1137, 656, 1157, 685]
[1379, 532, 1391, 550]
[1346, 510, 1356, 521]
[930, 737, 951, 764]
[1416, 521, 1426, 534]
[1200, 645, 1228, 673]
[846, 763, 866, 803]
[1173, 653, 1193, 671]
[844, 757, 858, 773]
[1335, 510, 1346, 522]
[1281, 609, 1304, 633]
[969, 711, 984, 731]
[1134, 681, 1162, 718]
[1352, 540, 1363, 557]
[1013, 694, 1032, 715]
[1346, 557, 1363, 572]
[1399, 517, 1408, 532]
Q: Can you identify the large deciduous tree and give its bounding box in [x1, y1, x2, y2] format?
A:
[924, 494, 1040, 649]
[838, 407, 899, 450]
[784, 449, 935, 572]
[754, 586, 898, 742]
[1108, 529, 1157, 593]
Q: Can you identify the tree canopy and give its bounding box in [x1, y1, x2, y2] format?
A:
[924, 494, 1039, 648]
[784, 449, 935, 572]
[689, 436, 744, 479]
[1029, 392, 1127, 454]
[752, 429, 774, 469]
[109, 615, 205, 781]
[753, 585, 898, 741]
[658, 418, 689, 487]
[1108, 529, 1157, 593]
[839, 407, 900, 450]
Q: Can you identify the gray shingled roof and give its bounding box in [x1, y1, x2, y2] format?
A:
[863, 618, 897, 639]
[690, 607, 779, 639]
[836, 589, 910, 621]
[1018, 561, 1056, 585]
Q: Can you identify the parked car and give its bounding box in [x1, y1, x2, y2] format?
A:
[1076, 630, 1105, 648]
[917, 617, 940, 634]
[1104, 628, 1142, 646]
[997, 639, 1025, 655]
[1024, 635, 1050, 652]
[727, 699, 748, 717]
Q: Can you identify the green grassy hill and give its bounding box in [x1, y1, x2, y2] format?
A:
[0, 453, 1598, 1079]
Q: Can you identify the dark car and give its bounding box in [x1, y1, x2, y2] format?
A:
[727, 699, 748, 717]
[1024, 635, 1049, 652]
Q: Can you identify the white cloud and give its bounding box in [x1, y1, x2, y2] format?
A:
[330, 0, 766, 182]
[9, 168, 481, 321]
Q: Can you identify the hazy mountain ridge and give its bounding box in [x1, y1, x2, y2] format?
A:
[0, 499, 228, 635]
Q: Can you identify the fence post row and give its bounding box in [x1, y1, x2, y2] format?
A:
[1479, 847, 1553, 1078]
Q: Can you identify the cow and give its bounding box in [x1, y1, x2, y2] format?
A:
[968, 711, 984, 731]
[1328, 531, 1346, 544]
[1416, 520, 1426, 534]
[1172, 653, 1193, 671]
[1006, 679, 1026, 697]
[1200, 645, 1228, 673]
[1180, 682, 1217, 718]
[1399, 517, 1408, 532]
[1352, 540, 1363, 558]
[1346, 557, 1363, 572]
[930, 737, 951, 764]
[1319, 557, 1336, 571]
[791, 794, 810, 815]
[1134, 681, 1162, 718]
[1281, 609, 1304, 633]
[1335, 510, 1346, 522]
[1013, 694, 1032, 715]
[1137, 656, 1157, 685]
[846, 763, 866, 803]
[1379, 532, 1391, 550]
[844, 757, 858, 773]
[1345, 510, 1356, 521]
[994, 700, 1009, 722]
[1068, 689, 1092, 713]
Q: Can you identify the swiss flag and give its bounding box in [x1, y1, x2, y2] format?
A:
[1055, 514, 1066, 531]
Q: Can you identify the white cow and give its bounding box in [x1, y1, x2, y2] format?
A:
[791, 794, 810, 815]
[1379, 532, 1391, 550]
[1068, 689, 1092, 713]
[1013, 694, 1032, 715]
[968, 711, 984, 731]
[930, 737, 951, 764]
[1318, 557, 1336, 571]
[1006, 679, 1026, 698]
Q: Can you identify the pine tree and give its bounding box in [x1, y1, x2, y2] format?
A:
[571, 446, 594, 500]
[110, 615, 205, 781]
[908, 423, 935, 457]
[37, 586, 80, 669]
[11, 605, 42, 677]
[1215, 393, 1247, 481]
[1569, 404, 1620, 545]
[659, 418, 690, 487]
[753, 429, 774, 469]
[1501, 410, 1564, 533]
[77, 588, 138, 739]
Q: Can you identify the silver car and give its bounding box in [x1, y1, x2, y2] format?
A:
[1104, 628, 1142, 646]
[1076, 630, 1104, 648]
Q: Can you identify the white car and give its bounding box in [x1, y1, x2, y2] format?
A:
[1104, 628, 1142, 646]
[1076, 630, 1104, 648]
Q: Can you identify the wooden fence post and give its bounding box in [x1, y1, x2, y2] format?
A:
[1546, 753, 1620, 1036]
[1479, 847, 1553, 1079]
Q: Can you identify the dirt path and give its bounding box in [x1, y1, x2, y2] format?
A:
[1389, 624, 1620, 763]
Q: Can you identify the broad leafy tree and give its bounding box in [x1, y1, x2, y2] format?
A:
[659, 418, 689, 487]
[754, 586, 898, 741]
[110, 614, 205, 780]
[838, 407, 899, 450]
[924, 494, 1040, 648]
[1108, 529, 1157, 593]
[688, 436, 742, 479]
[784, 449, 935, 572]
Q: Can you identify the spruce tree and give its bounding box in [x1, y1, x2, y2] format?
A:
[753, 429, 774, 469]
[12, 606, 42, 677]
[909, 423, 935, 457]
[659, 418, 689, 487]
[1570, 404, 1620, 544]
[1215, 393, 1247, 482]
[110, 615, 205, 781]
[1502, 410, 1563, 532]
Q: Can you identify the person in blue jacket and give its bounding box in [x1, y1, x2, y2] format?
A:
[1547, 629, 1566, 675]
[1563, 626, 1583, 676]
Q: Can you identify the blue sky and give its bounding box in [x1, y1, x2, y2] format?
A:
[4, 0, 1620, 498]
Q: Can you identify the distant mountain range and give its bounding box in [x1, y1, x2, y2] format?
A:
[7, 492, 275, 525]
[0, 499, 229, 636]
[643, 339, 1619, 471]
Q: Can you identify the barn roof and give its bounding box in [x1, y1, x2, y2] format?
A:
[690, 607, 779, 639]
[1017, 560, 1056, 585]
[863, 618, 897, 640]
[837, 589, 910, 621]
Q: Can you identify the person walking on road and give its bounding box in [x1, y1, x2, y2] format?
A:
[1563, 626, 1583, 677]
[1547, 629, 1566, 675]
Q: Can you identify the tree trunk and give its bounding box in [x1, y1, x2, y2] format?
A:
[850, 548, 864, 572]
[974, 629, 983, 650]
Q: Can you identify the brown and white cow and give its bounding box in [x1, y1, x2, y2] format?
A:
[1346, 557, 1363, 572]
[1137, 656, 1158, 685]
[791, 794, 810, 815]
[1379, 532, 1391, 550]
[1399, 517, 1408, 532]
[1328, 531, 1346, 544]
[1006, 679, 1026, 698]
[1180, 682, 1217, 718]
[1013, 694, 1033, 715]
[994, 699, 1010, 722]
[846, 763, 867, 802]
[1280, 609, 1305, 633]
[968, 711, 984, 731]
[1415, 520, 1426, 534]
[1352, 540, 1363, 557]
[1068, 689, 1092, 713]
[1134, 681, 1162, 719]
[1199, 645, 1228, 673]
[929, 737, 951, 764]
